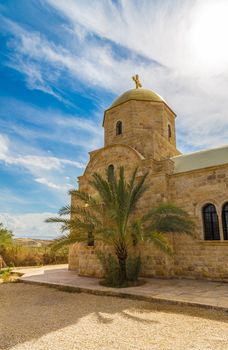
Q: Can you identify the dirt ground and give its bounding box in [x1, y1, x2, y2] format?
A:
[0, 283, 228, 350]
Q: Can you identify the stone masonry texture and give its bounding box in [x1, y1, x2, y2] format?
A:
[69, 94, 228, 281]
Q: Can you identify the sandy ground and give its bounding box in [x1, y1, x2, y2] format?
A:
[0, 283, 228, 350]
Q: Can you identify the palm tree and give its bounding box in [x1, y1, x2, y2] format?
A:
[46, 167, 195, 284]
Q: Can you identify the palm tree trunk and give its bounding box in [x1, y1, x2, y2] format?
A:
[118, 256, 127, 282]
[115, 241, 128, 282]
[87, 231, 94, 246]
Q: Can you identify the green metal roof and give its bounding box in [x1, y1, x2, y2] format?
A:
[171, 144, 228, 174]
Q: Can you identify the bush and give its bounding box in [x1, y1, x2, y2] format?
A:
[1, 244, 68, 267]
[0, 267, 12, 282]
[126, 255, 141, 282]
[0, 222, 69, 267]
[97, 252, 119, 286]
[97, 252, 142, 287]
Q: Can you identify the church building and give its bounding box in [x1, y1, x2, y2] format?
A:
[69, 76, 228, 281]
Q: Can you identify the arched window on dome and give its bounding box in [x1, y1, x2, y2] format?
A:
[116, 121, 122, 135]
[202, 203, 220, 240]
[107, 164, 114, 181]
[222, 202, 228, 240]
[168, 124, 172, 141]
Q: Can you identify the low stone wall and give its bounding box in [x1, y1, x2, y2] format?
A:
[68, 239, 175, 278]
[69, 242, 112, 277]
[69, 237, 228, 281]
[68, 243, 80, 271]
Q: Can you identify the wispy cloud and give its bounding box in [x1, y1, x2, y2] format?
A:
[45, 0, 228, 151]
[0, 132, 84, 191]
[0, 97, 103, 152]
[2, 2, 228, 150]
[1, 0, 228, 238]
[0, 133, 84, 170]
[0, 212, 60, 239]
[35, 177, 71, 190]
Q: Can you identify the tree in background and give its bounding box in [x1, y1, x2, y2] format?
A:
[0, 223, 13, 247]
[0, 223, 13, 268]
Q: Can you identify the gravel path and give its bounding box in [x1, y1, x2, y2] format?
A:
[0, 283, 228, 350]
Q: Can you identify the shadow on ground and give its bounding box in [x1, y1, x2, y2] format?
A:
[0, 281, 227, 349]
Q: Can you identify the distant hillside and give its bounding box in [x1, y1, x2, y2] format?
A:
[14, 238, 53, 248]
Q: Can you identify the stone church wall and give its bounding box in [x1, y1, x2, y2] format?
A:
[69, 87, 228, 282]
[104, 101, 179, 160]
[169, 164, 228, 281]
[69, 164, 228, 282]
[69, 239, 175, 278]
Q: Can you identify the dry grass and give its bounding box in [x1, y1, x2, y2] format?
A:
[0, 283, 228, 350]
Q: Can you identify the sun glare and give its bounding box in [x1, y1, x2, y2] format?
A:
[190, 0, 228, 71]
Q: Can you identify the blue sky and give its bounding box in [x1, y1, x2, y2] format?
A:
[0, 0, 228, 239]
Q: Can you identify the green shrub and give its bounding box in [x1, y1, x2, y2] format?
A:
[97, 252, 119, 286]
[126, 255, 141, 281]
[97, 252, 142, 287]
[1, 243, 68, 267]
[0, 267, 12, 282]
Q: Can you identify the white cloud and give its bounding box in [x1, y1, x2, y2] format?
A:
[35, 177, 71, 190]
[0, 97, 103, 152]
[0, 134, 9, 158]
[45, 0, 228, 150]
[5, 154, 84, 171]
[0, 136, 84, 172]
[0, 212, 61, 239]
[0, 132, 84, 191]
[2, 1, 228, 151]
[46, 0, 228, 75]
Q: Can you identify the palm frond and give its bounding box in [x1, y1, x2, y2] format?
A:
[143, 203, 195, 236]
[51, 233, 87, 251]
[148, 231, 173, 255]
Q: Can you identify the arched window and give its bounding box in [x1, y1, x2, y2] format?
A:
[108, 164, 114, 173]
[202, 204, 220, 240]
[107, 164, 114, 181]
[116, 121, 122, 135]
[168, 124, 172, 141]
[222, 202, 228, 240]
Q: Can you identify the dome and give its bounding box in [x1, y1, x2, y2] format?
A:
[108, 88, 165, 110]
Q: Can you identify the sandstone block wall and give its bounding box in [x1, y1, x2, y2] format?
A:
[168, 164, 228, 281]
[104, 100, 179, 160]
[69, 239, 175, 279]
[69, 93, 228, 282]
[70, 164, 228, 282]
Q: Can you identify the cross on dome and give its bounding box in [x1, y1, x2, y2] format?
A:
[132, 74, 142, 89]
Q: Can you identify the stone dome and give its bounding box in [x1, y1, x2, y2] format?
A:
[108, 88, 165, 110]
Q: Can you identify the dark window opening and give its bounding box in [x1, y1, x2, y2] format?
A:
[222, 202, 228, 240]
[168, 124, 172, 140]
[202, 204, 220, 240]
[116, 121, 122, 135]
[107, 164, 114, 181]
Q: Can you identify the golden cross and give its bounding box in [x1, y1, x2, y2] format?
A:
[132, 74, 142, 89]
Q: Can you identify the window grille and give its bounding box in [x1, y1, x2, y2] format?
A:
[202, 204, 220, 240]
[222, 203, 228, 240]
